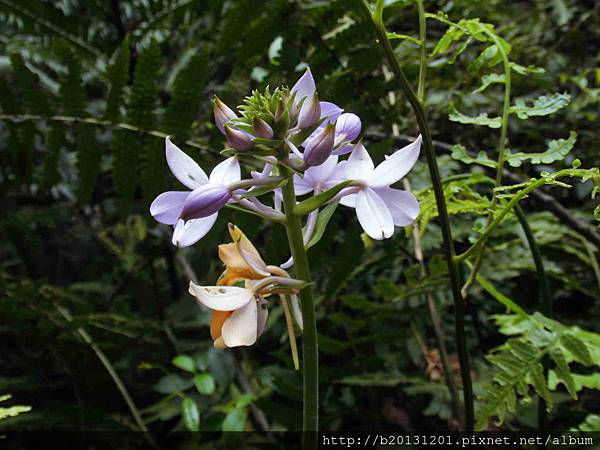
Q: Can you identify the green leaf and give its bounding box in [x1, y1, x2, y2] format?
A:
[172, 355, 196, 373]
[506, 132, 577, 167]
[448, 103, 501, 128]
[476, 275, 528, 319]
[222, 408, 246, 432]
[510, 63, 545, 75]
[181, 397, 200, 431]
[386, 32, 422, 46]
[473, 73, 505, 94]
[293, 180, 352, 216]
[561, 334, 593, 366]
[306, 201, 339, 250]
[530, 363, 552, 412]
[450, 144, 496, 168]
[431, 27, 464, 56]
[549, 349, 577, 399]
[468, 45, 501, 73]
[510, 93, 571, 119]
[154, 374, 193, 394]
[194, 373, 215, 396]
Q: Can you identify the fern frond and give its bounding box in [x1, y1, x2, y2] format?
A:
[128, 39, 164, 207]
[162, 49, 208, 140]
[105, 37, 130, 123]
[476, 299, 599, 430]
[55, 41, 100, 203]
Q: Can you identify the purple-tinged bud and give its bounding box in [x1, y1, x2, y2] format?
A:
[334, 113, 361, 145]
[213, 97, 237, 135]
[296, 92, 321, 129]
[180, 184, 232, 220]
[224, 124, 254, 151]
[303, 122, 336, 168]
[252, 117, 274, 139]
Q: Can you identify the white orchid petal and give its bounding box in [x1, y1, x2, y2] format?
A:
[355, 188, 394, 240]
[339, 192, 357, 208]
[294, 173, 314, 195]
[189, 283, 253, 312]
[150, 191, 189, 225]
[369, 135, 421, 188]
[221, 299, 258, 347]
[319, 101, 343, 123]
[291, 68, 316, 107]
[345, 143, 374, 181]
[375, 187, 420, 226]
[172, 214, 218, 247]
[210, 157, 241, 185]
[165, 137, 208, 189]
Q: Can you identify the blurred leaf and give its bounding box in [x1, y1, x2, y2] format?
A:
[172, 355, 196, 373]
[182, 397, 200, 432]
[221, 407, 246, 432]
[194, 373, 216, 395]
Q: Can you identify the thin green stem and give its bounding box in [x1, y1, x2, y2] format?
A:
[456, 175, 559, 263]
[0, 113, 208, 151]
[55, 304, 157, 448]
[480, 26, 512, 189]
[461, 24, 512, 295]
[360, 0, 474, 430]
[514, 205, 552, 431]
[280, 162, 319, 441]
[416, 0, 427, 102]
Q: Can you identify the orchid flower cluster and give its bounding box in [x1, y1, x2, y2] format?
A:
[150, 67, 421, 350]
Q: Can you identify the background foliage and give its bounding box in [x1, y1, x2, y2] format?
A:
[0, 0, 598, 447]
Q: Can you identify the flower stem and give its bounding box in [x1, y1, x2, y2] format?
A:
[514, 205, 552, 431]
[460, 24, 512, 295]
[416, 0, 427, 102]
[280, 163, 319, 439]
[360, 0, 474, 430]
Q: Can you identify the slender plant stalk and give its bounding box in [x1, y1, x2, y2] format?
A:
[514, 205, 553, 431]
[54, 304, 157, 448]
[416, 0, 427, 102]
[399, 12, 462, 420]
[359, 0, 474, 430]
[280, 162, 319, 441]
[454, 168, 585, 263]
[461, 24, 512, 296]
[0, 113, 208, 151]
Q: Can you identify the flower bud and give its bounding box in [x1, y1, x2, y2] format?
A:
[272, 97, 290, 138]
[303, 122, 336, 168]
[180, 184, 232, 220]
[296, 92, 321, 130]
[252, 117, 274, 139]
[334, 113, 361, 145]
[213, 97, 237, 135]
[224, 124, 254, 151]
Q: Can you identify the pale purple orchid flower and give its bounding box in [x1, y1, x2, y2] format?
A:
[340, 136, 422, 240]
[150, 137, 241, 247]
[294, 154, 346, 196]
